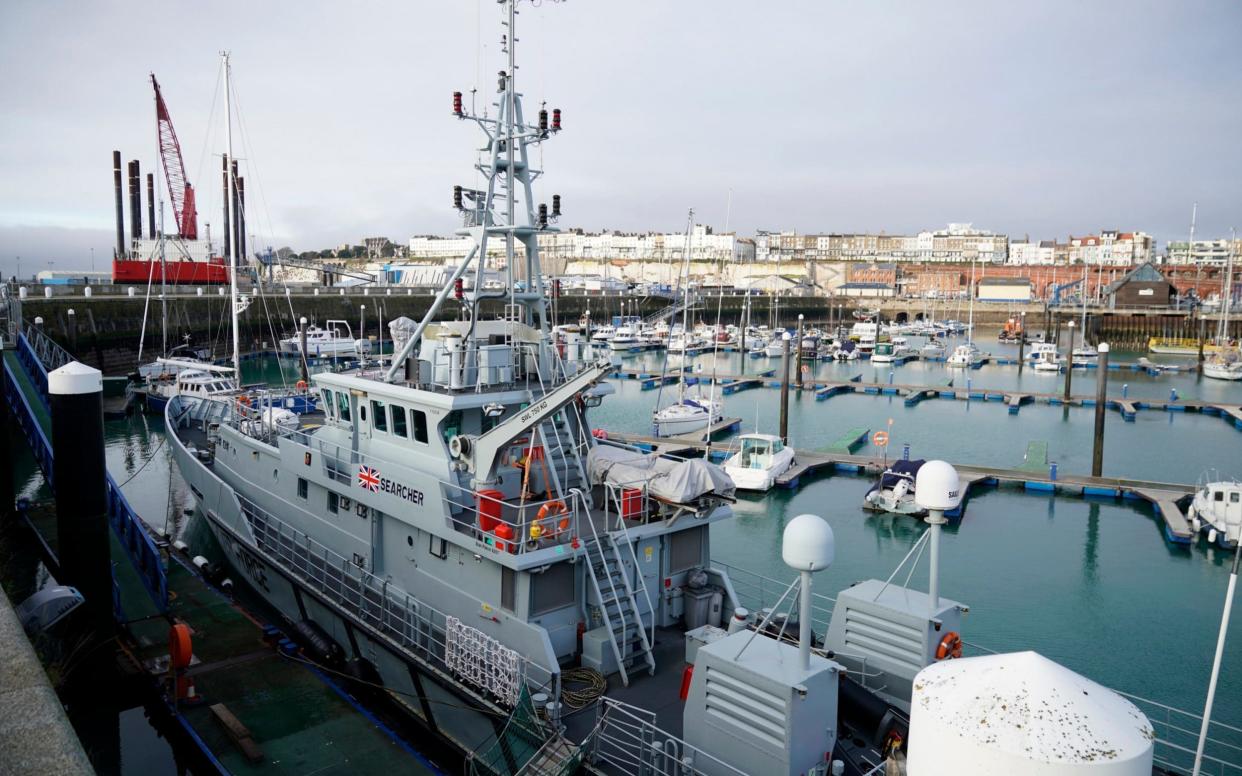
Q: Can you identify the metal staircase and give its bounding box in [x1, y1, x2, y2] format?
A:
[582, 524, 655, 687]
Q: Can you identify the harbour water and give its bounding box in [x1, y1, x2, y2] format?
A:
[20, 338, 1238, 773]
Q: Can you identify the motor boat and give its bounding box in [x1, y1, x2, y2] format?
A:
[1071, 347, 1099, 366]
[722, 433, 796, 491]
[1188, 479, 1242, 547]
[834, 340, 859, 361]
[1032, 349, 1063, 372]
[279, 320, 359, 358]
[946, 343, 983, 368]
[609, 324, 640, 351]
[863, 459, 927, 516]
[871, 337, 912, 364]
[1025, 342, 1060, 363]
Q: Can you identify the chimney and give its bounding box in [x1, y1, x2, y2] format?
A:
[113, 151, 125, 258]
[128, 160, 142, 241]
[146, 173, 156, 237]
[221, 155, 231, 261]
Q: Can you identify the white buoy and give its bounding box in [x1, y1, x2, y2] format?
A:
[907, 651, 1153, 775]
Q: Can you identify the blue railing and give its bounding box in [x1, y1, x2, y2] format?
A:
[7, 330, 168, 612]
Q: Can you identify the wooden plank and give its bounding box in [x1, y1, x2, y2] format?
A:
[210, 703, 264, 763]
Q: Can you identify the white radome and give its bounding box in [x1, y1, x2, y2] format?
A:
[914, 459, 962, 511]
[782, 513, 835, 572]
[907, 651, 1154, 775]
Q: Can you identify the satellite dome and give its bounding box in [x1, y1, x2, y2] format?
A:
[914, 459, 962, 511]
[907, 651, 1154, 775]
[782, 514, 834, 572]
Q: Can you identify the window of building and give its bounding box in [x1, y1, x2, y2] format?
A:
[371, 400, 387, 432]
[297, 478, 308, 499]
[391, 405, 408, 438]
[530, 563, 575, 616]
[669, 526, 705, 574]
[414, 409, 430, 444]
[336, 392, 351, 423]
[501, 568, 516, 612]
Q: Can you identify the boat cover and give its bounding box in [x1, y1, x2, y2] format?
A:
[587, 445, 736, 503]
[388, 316, 418, 353]
[877, 458, 925, 489]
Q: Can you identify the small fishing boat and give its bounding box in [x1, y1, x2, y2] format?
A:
[722, 433, 796, 491]
[871, 337, 912, 364]
[863, 459, 927, 516]
[1188, 479, 1242, 547]
[1032, 349, 1063, 372]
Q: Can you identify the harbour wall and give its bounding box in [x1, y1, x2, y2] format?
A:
[15, 292, 1237, 374]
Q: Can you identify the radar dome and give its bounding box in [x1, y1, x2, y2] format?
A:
[907, 651, 1154, 776]
[914, 460, 962, 511]
[782, 514, 834, 572]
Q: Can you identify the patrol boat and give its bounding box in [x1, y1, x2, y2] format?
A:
[166, 5, 1195, 774]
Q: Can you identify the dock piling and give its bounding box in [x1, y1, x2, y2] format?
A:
[50, 361, 110, 633]
[795, 314, 805, 389]
[1063, 322, 1075, 401]
[298, 316, 310, 384]
[779, 332, 791, 443]
[1091, 343, 1110, 477]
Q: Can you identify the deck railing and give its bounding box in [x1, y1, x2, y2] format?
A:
[234, 493, 561, 707]
[587, 697, 750, 776]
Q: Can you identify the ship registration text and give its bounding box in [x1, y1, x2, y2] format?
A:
[381, 477, 425, 505]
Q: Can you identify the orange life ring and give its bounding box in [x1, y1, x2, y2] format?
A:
[537, 500, 568, 522]
[237, 395, 252, 407]
[872, 430, 889, 447]
[296, 379, 308, 391]
[169, 623, 193, 669]
[935, 631, 963, 660]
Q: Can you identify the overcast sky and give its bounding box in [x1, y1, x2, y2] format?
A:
[1, 0, 1239, 273]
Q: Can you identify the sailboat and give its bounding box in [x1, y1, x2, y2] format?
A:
[1204, 233, 1241, 381]
[947, 257, 984, 368]
[653, 210, 723, 437]
[1071, 262, 1098, 365]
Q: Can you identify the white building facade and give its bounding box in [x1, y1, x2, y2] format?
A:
[408, 225, 755, 264]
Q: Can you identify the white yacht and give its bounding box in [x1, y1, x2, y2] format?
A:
[946, 342, 983, 368]
[608, 323, 640, 351]
[722, 433, 795, 491]
[920, 339, 946, 359]
[871, 337, 912, 364]
[280, 320, 361, 358]
[1032, 349, 1063, 372]
[1204, 349, 1242, 381]
[1188, 479, 1242, 547]
[764, 331, 787, 357]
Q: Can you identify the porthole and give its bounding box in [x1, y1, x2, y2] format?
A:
[407, 535, 414, 547]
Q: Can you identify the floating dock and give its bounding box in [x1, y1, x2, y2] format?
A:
[608, 428, 1198, 543]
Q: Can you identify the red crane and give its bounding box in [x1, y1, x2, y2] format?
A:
[151, 74, 198, 239]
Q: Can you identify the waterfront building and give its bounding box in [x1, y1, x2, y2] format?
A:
[1166, 238, 1242, 266]
[1007, 240, 1056, 265]
[1068, 231, 1154, 266]
[410, 225, 754, 265]
[1103, 262, 1176, 308]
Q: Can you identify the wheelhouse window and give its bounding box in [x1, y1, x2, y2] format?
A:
[322, 389, 335, 419]
[391, 405, 408, 438]
[414, 409, 431, 444]
[371, 400, 387, 433]
[336, 391, 351, 422]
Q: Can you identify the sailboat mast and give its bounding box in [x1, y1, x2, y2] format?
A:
[677, 208, 694, 403]
[223, 52, 241, 378]
[967, 256, 976, 344]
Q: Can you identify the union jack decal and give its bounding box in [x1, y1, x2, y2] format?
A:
[357, 465, 381, 493]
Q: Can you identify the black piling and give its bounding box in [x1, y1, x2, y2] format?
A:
[112, 151, 125, 258]
[779, 332, 791, 443]
[795, 314, 805, 389]
[1063, 322, 1074, 402]
[299, 317, 310, 384]
[50, 362, 110, 633]
[66, 309, 77, 355]
[1091, 343, 1110, 477]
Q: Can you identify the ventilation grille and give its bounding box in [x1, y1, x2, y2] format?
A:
[703, 666, 787, 748]
[841, 606, 924, 674]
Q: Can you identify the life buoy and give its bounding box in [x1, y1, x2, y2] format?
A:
[536, 501, 571, 536]
[591, 428, 608, 440]
[935, 631, 963, 660]
[296, 379, 308, 392]
[169, 622, 193, 669]
[237, 395, 252, 407]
